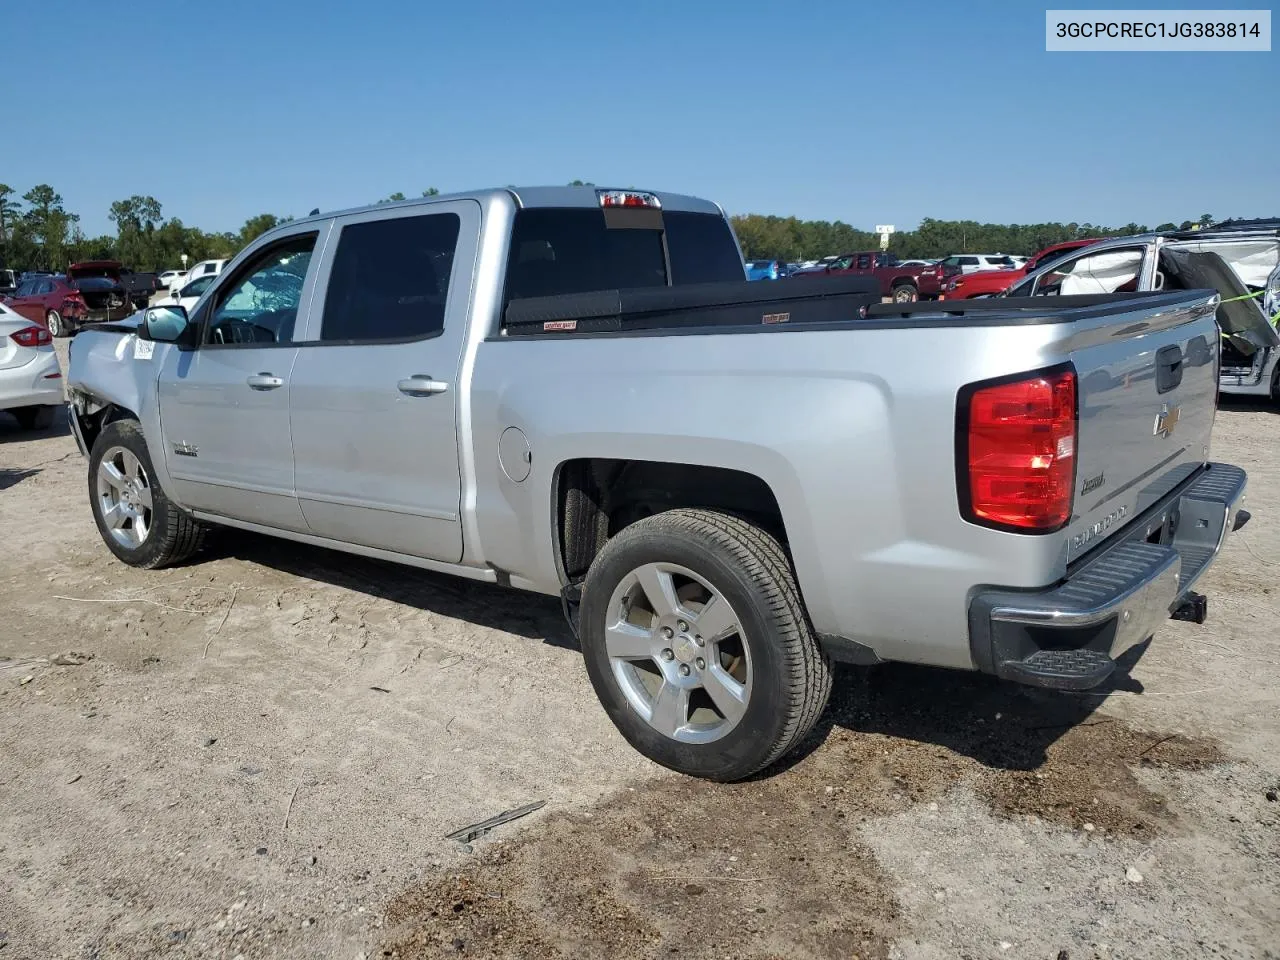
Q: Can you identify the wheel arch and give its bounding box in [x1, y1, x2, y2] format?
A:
[70, 390, 141, 456]
[552, 455, 792, 589]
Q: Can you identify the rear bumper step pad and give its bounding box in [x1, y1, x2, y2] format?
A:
[968, 463, 1248, 691]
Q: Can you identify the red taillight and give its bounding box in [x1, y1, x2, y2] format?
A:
[960, 367, 1077, 532]
[9, 326, 53, 348]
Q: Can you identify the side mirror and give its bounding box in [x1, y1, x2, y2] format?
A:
[142, 305, 191, 344]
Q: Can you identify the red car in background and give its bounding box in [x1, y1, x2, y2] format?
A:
[2, 271, 134, 338]
[938, 238, 1108, 299]
[796, 251, 942, 301]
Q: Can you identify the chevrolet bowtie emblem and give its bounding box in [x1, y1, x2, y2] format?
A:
[1154, 403, 1180, 439]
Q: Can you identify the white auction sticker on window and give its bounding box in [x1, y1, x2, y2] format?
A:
[133, 337, 155, 360]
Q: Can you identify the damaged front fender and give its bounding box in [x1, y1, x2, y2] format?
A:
[64, 322, 187, 510]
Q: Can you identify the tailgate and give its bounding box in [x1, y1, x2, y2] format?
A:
[1066, 292, 1219, 562]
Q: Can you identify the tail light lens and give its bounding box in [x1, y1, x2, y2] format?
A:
[959, 367, 1077, 532]
[10, 325, 53, 347]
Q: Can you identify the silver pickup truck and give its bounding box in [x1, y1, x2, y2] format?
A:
[66, 186, 1250, 781]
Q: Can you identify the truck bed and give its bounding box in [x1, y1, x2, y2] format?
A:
[501, 283, 1211, 338]
[474, 286, 1223, 671]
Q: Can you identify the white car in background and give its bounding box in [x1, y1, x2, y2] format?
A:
[153, 272, 219, 312]
[157, 269, 185, 290]
[938, 253, 1017, 274]
[168, 258, 228, 292]
[0, 301, 62, 430]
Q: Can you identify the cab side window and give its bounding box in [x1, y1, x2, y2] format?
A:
[320, 213, 460, 343]
[205, 235, 317, 345]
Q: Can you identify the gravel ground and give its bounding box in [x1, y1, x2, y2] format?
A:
[0, 343, 1276, 959]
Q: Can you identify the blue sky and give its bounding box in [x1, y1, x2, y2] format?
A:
[7, 0, 1276, 236]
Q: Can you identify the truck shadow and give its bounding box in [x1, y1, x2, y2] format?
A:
[205, 530, 578, 650]
[200, 529, 1154, 776]
[774, 641, 1150, 777]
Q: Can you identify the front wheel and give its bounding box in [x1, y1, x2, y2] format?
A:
[88, 419, 206, 569]
[891, 284, 919, 303]
[579, 509, 832, 781]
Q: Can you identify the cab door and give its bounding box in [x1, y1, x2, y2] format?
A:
[155, 225, 330, 531]
[288, 201, 480, 562]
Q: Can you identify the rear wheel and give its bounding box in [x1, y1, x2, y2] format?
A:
[46, 310, 67, 338]
[579, 508, 832, 781]
[88, 419, 206, 569]
[12, 405, 56, 431]
[892, 283, 919, 303]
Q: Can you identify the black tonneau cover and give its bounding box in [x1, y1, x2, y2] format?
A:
[501, 283, 1219, 338]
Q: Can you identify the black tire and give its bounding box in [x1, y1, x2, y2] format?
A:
[579, 508, 832, 781]
[12, 405, 57, 431]
[46, 310, 68, 338]
[88, 419, 206, 569]
[891, 283, 919, 303]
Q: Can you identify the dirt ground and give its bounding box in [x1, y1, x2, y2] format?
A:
[1, 343, 1277, 960]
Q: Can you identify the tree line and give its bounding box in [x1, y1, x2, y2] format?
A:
[0, 179, 1220, 273]
[0, 183, 441, 274]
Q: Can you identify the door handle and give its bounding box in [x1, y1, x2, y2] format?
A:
[1155, 344, 1183, 394]
[397, 375, 449, 397]
[246, 373, 284, 390]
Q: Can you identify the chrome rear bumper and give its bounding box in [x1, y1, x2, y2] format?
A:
[968, 462, 1248, 690]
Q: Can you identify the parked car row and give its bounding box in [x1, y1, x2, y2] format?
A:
[747, 251, 1038, 301]
[939, 239, 1106, 299]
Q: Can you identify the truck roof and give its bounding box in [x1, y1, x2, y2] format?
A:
[283, 186, 725, 232]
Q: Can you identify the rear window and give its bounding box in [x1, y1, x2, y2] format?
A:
[502, 208, 742, 303]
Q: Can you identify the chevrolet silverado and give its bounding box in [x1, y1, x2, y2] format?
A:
[65, 186, 1249, 781]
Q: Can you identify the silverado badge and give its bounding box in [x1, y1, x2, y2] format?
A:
[172, 441, 199, 458]
[1153, 403, 1181, 439]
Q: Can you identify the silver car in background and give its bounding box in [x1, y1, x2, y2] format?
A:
[0, 301, 62, 430]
